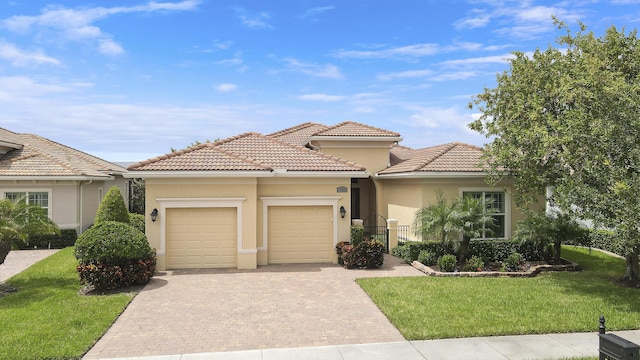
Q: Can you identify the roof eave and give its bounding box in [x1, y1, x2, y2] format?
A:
[374, 171, 487, 179]
[125, 170, 369, 179]
[0, 175, 115, 181]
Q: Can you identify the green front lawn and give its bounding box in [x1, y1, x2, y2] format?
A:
[0, 247, 135, 360]
[358, 246, 640, 340]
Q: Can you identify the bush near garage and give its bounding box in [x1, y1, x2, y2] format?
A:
[75, 221, 156, 290]
[340, 239, 385, 269]
[129, 212, 145, 234]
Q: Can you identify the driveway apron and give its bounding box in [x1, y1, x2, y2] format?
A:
[83, 255, 423, 359]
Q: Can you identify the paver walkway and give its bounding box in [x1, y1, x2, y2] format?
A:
[0, 249, 59, 282]
[83, 255, 424, 359]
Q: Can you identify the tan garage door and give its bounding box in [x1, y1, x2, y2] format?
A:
[268, 206, 333, 264]
[166, 207, 237, 269]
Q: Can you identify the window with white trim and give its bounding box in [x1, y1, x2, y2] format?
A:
[5, 191, 49, 210]
[462, 191, 505, 239]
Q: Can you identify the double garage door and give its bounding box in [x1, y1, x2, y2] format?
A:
[165, 205, 333, 269]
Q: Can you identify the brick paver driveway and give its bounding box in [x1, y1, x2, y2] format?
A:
[83, 255, 424, 359]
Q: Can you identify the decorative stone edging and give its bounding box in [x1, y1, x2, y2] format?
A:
[411, 258, 582, 277]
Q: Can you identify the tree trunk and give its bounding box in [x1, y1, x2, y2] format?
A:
[458, 235, 470, 263]
[0, 239, 11, 265]
[624, 250, 640, 283]
[554, 238, 562, 265]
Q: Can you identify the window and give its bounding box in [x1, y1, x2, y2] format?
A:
[5, 191, 49, 210]
[462, 190, 506, 239]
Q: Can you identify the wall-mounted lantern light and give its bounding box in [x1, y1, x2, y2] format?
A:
[150, 208, 158, 222]
[339, 205, 346, 219]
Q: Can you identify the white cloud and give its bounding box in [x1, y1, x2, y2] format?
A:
[454, 9, 491, 30]
[1, 1, 200, 57]
[440, 53, 515, 67]
[98, 39, 125, 56]
[297, 93, 345, 102]
[276, 58, 342, 79]
[234, 8, 273, 29]
[0, 76, 91, 101]
[331, 43, 440, 60]
[215, 83, 238, 92]
[299, 6, 335, 20]
[407, 106, 469, 129]
[0, 40, 60, 66]
[378, 69, 433, 81]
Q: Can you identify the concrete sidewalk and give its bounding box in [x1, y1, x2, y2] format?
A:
[0, 249, 59, 282]
[90, 330, 640, 360]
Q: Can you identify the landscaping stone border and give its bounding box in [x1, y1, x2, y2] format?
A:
[411, 258, 582, 277]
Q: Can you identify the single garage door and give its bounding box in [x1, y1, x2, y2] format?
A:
[268, 206, 333, 264]
[166, 207, 237, 269]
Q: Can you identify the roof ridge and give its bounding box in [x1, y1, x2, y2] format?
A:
[267, 122, 324, 137]
[313, 121, 401, 137]
[211, 145, 273, 171]
[263, 133, 367, 170]
[129, 142, 211, 169]
[22, 134, 126, 173]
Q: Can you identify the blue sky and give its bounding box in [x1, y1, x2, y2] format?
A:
[1, 1, 638, 162]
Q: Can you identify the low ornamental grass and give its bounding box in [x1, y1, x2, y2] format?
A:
[357, 246, 640, 340]
[0, 247, 135, 360]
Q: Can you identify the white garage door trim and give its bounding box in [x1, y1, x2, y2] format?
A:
[155, 198, 250, 257]
[259, 196, 341, 253]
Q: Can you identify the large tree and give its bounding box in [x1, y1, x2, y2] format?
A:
[469, 19, 640, 281]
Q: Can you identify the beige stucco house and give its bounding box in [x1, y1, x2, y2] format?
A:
[0, 128, 129, 235]
[127, 121, 530, 271]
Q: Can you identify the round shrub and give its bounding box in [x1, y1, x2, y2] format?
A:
[437, 254, 457, 272]
[129, 213, 145, 234]
[418, 250, 438, 266]
[462, 255, 485, 272]
[501, 252, 525, 272]
[94, 186, 130, 225]
[75, 221, 153, 263]
[341, 240, 385, 269]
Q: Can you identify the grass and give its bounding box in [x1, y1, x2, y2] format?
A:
[358, 246, 640, 340]
[0, 247, 135, 360]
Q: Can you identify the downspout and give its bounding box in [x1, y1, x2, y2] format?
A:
[78, 180, 92, 235]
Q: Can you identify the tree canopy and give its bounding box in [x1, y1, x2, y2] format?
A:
[469, 19, 640, 281]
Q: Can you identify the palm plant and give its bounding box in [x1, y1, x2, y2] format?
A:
[0, 198, 59, 265]
[413, 191, 459, 252]
[450, 195, 497, 262]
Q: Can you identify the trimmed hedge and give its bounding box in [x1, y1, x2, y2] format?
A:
[337, 240, 385, 269]
[568, 229, 624, 257]
[393, 238, 553, 264]
[94, 186, 130, 225]
[76, 257, 156, 290]
[351, 225, 365, 246]
[18, 228, 77, 249]
[129, 213, 145, 234]
[75, 222, 153, 263]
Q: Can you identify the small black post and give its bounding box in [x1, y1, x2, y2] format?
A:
[599, 315, 606, 335]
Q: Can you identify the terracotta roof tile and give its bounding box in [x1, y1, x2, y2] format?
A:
[379, 142, 486, 174]
[313, 121, 401, 138]
[389, 144, 416, 166]
[267, 122, 329, 146]
[0, 128, 126, 178]
[129, 132, 366, 173]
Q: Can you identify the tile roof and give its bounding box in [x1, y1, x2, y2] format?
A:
[267, 122, 329, 146]
[0, 128, 127, 178]
[389, 144, 417, 166]
[313, 121, 401, 138]
[129, 132, 366, 173]
[378, 142, 486, 175]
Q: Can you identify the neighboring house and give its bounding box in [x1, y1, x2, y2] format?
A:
[0, 128, 129, 235]
[126, 121, 534, 271]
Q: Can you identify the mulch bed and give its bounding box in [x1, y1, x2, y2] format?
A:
[413, 258, 582, 277]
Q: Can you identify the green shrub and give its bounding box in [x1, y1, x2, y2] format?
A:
[76, 257, 156, 290]
[75, 222, 153, 263]
[393, 241, 445, 264]
[463, 255, 485, 272]
[129, 213, 145, 234]
[351, 226, 365, 246]
[19, 228, 77, 249]
[417, 250, 438, 266]
[341, 240, 385, 269]
[466, 239, 552, 263]
[437, 254, 457, 272]
[501, 252, 525, 272]
[94, 186, 130, 225]
[582, 229, 624, 256]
